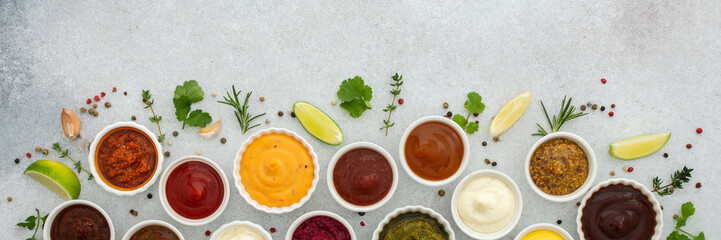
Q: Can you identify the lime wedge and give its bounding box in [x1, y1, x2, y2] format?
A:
[489, 92, 531, 136]
[293, 101, 343, 145]
[610, 133, 671, 160]
[24, 160, 81, 200]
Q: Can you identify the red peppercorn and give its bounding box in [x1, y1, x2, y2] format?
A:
[26, 153, 31, 158]
[398, 98, 404, 104]
[696, 128, 703, 134]
[269, 228, 276, 233]
[686, 144, 692, 149]
[205, 230, 211, 236]
[86, 98, 92, 104]
[112, 87, 117, 93]
[627, 167, 634, 172]
[360, 221, 365, 226]
[608, 111, 614, 117]
[695, 182, 702, 188]
[124, 91, 128, 96]
[611, 104, 616, 108]
[142, 99, 147, 103]
[601, 78, 607, 84]
[94, 95, 100, 102]
[100, 92, 106, 97]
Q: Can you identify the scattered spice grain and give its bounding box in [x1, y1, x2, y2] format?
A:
[610, 171, 615, 176]
[663, 153, 668, 158]
[580, 105, 586, 111]
[7, 197, 12, 202]
[112, 87, 117, 93]
[260, 97, 265, 102]
[80, 107, 87, 113]
[557, 220, 562, 224]
[35, 146, 41, 152]
[173, 131, 178, 137]
[220, 138, 227, 144]
[492, 162, 497, 166]
[686, 144, 692, 149]
[591, 104, 598, 110]
[93, 104, 98, 109]
[147, 193, 153, 199]
[696, 128, 703, 134]
[278, 111, 284, 117]
[358, 212, 365, 216]
[164, 151, 170, 158]
[131, 115, 136, 121]
[205, 230, 211, 236]
[104, 102, 111, 108]
[14, 158, 19, 164]
[696, 182, 702, 188]
[446, 111, 452, 117]
[611, 104, 615, 108]
[438, 189, 445, 196]
[42, 149, 48, 155]
[600, 106, 605, 111]
[484, 159, 491, 164]
[443, 102, 449, 109]
[290, 112, 296, 118]
[576, 202, 581, 207]
[482, 141, 487, 146]
[608, 111, 614, 117]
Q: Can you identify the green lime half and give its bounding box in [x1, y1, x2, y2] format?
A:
[610, 132, 671, 160]
[293, 101, 343, 145]
[24, 160, 81, 200]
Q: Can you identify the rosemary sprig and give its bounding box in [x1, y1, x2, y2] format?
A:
[52, 142, 93, 180]
[218, 85, 266, 133]
[142, 90, 165, 145]
[381, 73, 403, 136]
[532, 96, 587, 136]
[652, 166, 693, 196]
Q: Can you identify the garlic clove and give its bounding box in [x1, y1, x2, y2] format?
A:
[61, 108, 81, 139]
[199, 118, 221, 139]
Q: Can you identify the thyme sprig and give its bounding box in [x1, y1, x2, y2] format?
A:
[52, 142, 93, 180]
[218, 85, 266, 133]
[532, 96, 587, 136]
[16, 208, 48, 240]
[142, 90, 165, 145]
[381, 73, 403, 136]
[652, 166, 693, 196]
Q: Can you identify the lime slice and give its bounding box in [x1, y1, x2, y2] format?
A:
[24, 160, 81, 200]
[293, 101, 343, 145]
[489, 92, 531, 136]
[610, 133, 671, 160]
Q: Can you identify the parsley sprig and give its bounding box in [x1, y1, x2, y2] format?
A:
[452, 92, 485, 134]
[667, 202, 705, 240]
[142, 90, 165, 145]
[173, 80, 213, 129]
[217, 85, 266, 133]
[52, 142, 93, 180]
[381, 73, 403, 136]
[16, 208, 48, 240]
[337, 76, 373, 118]
[532, 96, 587, 136]
[652, 166, 693, 196]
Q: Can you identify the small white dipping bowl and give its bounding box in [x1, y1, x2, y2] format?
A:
[88, 121, 164, 196]
[525, 132, 597, 202]
[514, 223, 574, 240]
[398, 116, 470, 186]
[211, 221, 273, 240]
[234, 128, 319, 214]
[372, 205, 455, 240]
[327, 141, 399, 212]
[44, 199, 115, 240]
[452, 170, 523, 239]
[285, 211, 356, 240]
[158, 155, 230, 226]
[576, 178, 663, 240]
[122, 220, 184, 240]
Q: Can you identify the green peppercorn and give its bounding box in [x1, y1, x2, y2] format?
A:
[80, 107, 87, 113]
[484, 159, 491, 164]
[173, 131, 178, 137]
[131, 115, 136, 121]
[580, 105, 586, 111]
[164, 151, 170, 157]
[42, 149, 48, 155]
[88, 108, 95, 114]
[93, 104, 98, 109]
[591, 104, 598, 110]
[278, 111, 284, 117]
[438, 189, 445, 196]
[93, 111, 99, 117]
[35, 146, 41, 152]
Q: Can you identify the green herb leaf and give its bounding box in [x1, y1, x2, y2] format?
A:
[340, 100, 370, 118]
[668, 202, 704, 240]
[533, 96, 587, 136]
[173, 96, 193, 122]
[464, 92, 485, 114]
[184, 109, 212, 127]
[695, 232, 705, 240]
[40, 214, 48, 229]
[452, 114, 466, 129]
[465, 122, 479, 134]
[337, 76, 373, 118]
[668, 231, 691, 240]
[174, 80, 204, 103]
[17, 215, 36, 230]
[173, 80, 212, 128]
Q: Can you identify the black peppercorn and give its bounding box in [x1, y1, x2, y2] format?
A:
[14, 158, 20, 164]
[484, 159, 491, 164]
[576, 202, 581, 206]
[131, 115, 136, 121]
[580, 105, 586, 111]
[663, 153, 668, 158]
[438, 189, 445, 196]
[147, 193, 153, 199]
[164, 151, 170, 157]
[290, 112, 296, 118]
[482, 141, 487, 146]
[278, 111, 284, 117]
[446, 111, 452, 117]
[557, 220, 562, 224]
[600, 106, 606, 111]
[358, 212, 365, 216]
[473, 113, 479, 117]
[220, 138, 227, 144]
[173, 131, 178, 137]
[491, 162, 497, 166]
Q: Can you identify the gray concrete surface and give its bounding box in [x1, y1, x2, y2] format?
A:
[1, 0, 720, 239]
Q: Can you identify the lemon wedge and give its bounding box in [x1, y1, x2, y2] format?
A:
[489, 92, 531, 136]
[610, 133, 671, 160]
[24, 160, 81, 200]
[293, 101, 343, 145]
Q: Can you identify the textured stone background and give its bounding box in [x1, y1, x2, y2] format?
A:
[1, 0, 719, 239]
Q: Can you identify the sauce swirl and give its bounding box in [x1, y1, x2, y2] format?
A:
[333, 148, 393, 206]
[404, 121, 464, 181]
[165, 161, 224, 219]
[581, 184, 656, 240]
[50, 204, 111, 240]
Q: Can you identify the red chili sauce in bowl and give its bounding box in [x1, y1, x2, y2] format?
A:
[96, 127, 157, 190]
[165, 161, 224, 220]
[292, 216, 351, 240]
[404, 121, 464, 181]
[332, 148, 393, 206]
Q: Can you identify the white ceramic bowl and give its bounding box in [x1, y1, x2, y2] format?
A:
[44, 199, 115, 240]
[327, 141, 399, 212]
[398, 116, 470, 186]
[285, 211, 356, 240]
[122, 220, 184, 240]
[576, 178, 663, 240]
[514, 223, 574, 240]
[211, 221, 273, 240]
[451, 170, 523, 239]
[524, 132, 597, 202]
[159, 155, 230, 226]
[234, 128, 319, 214]
[88, 122, 164, 196]
[372, 205, 455, 240]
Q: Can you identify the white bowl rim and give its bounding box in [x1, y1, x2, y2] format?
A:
[121, 219, 185, 240]
[87, 121, 164, 196]
[210, 220, 273, 240]
[43, 199, 115, 240]
[576, 178, 664, 240]
[451, 169, 523, 239]
[398, 116, 470, 186]
[158, 155, 230, 226]
[524, 131, 598, 202]
[513, 223, 574, 240]
[284, 210, 356, 240]
[326, 141, 399, 212]
[372, 205, 456, 240]
[233, 128, 320, 214]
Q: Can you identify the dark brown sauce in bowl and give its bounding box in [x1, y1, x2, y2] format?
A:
[130, 225, 180, 240]
[403, 121, 464, 181]
[50, 204, 111, 240]
[581, 184, 656, 240]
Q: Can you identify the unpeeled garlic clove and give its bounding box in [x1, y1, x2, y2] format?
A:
[199, 118, 221, 139]
[61, 108, 81, 139]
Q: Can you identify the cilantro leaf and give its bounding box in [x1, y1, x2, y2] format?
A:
[466, 122, 479, 134]
[452, 114, 466, 129]
[173, 96, 192, 121]
[668, 231, 691, 240]
[174, 80, 204, 103]
[40, 214, 48, 229]
[17, 215, 36, 230]
[337, 76, 373, 118]
[695, 232, 705, 240]
[677, 202, 695, 228]
[464, 92, 485, 114]
[185, 110, 212, 127]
